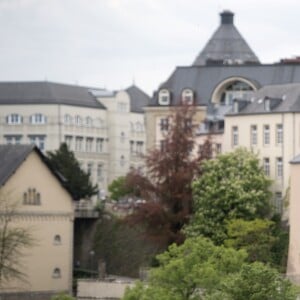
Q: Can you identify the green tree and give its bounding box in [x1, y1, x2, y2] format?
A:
[185, 148, 272, 244]
[108, 176, 134, 201]
[51, 293, 75, 300]
[123, 237, 247, 300]
[0, 192, 35, 286]
[220, 262, 298, 300]
[224, 219, 277, 264]
[47, 143, 98, 200]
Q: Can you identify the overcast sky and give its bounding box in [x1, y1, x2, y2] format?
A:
[1, 0, 300, 95]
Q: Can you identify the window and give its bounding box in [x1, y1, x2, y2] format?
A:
[263, 158, 270, 176]
[75, 115, 82, 126]
[160, 118, 169, 131]
[64, 136, 73, 149]
[274, 192, 283, 214]
[23, 188, 41, 205]
[87, 162, 93, 175]
[54, 235, 62, 245]
[97, 164, 103, 181]
[182, 89, 194, 104]
[5, 135, 22, 145]
[232, 126, 238, 146]
[120, 132, 125, 143]
[85, 117, 93, 127]
[264, 98, 270, 111]
[86, 137, 93, 152]
[158, 89, 170, 105]
[6, 113, 23, 125]
[276, 157, 283, 178]
[52, 268, 61, 278]
[64, 114, 72, 125]
[250, 125, 257, 146]
[118, 102, 127, 112]
[28, 135, 46, 150]
[136, 122, 143, 132]
[216, 143, 222, 154]
[75, 137, 83, 151]
[120, 155, 125, 167]
[130, 141, 134, 153]
[276, 124, 283, 144]
[160, 140, 166, 152]
[30, 113, 46, 124]
[263, 125, 270, 145]
[96, 138, 104, 152]
[136, 141, 144, 154]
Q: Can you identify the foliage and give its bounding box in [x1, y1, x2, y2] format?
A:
[108, 176, 134, 201]
[125, 104, 211, 247]
[220, 262, 298, 300]
[123, 237, 298, 300]
[51, 293, 75, 300]
[93, 215, 159, 277]
[47, 143, 98, 200]
[0, 192, 35, 286]
[123, 237, 247, 300]
[185, 148, 272, 244]
[224, 218, 277, 264]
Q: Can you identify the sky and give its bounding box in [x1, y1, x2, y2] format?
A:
[1, 0, 300, 96]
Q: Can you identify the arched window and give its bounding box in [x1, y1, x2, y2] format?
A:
[52, 268, 61, 278]
[120, 132, 125, 143]
[23, 188, 41, 205]
[54, 235, 62, 245]
[182, 89, 194, 105]
[120, 155, 125, 167]
[158, 89, 171, 105]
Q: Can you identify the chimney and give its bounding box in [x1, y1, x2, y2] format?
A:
[220, 10, 234, 25]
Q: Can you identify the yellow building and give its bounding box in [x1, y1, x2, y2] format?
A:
[0, 144, 74, 299]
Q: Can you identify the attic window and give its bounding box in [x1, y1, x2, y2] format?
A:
[158, 89, 170, 106]
[264, 98, 270, 111]
[23, 188, 41, 205]
[182, 89, 194, 105]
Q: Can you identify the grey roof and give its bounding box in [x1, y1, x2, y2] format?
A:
[290, 154, 300, 164]
[0, 81, 106, 109]
[193, 11, 260, 66]
[227, 83, 300, 115]
[0, 144, 69, 193]
[150, 64, 300, 106]
[126, 85, 150, 113]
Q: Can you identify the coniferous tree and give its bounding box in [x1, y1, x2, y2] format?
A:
[47, 143, 98, 200]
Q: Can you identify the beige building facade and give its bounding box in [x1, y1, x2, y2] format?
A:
[0, 145, 74, 299]
[0, 82, 149, 200]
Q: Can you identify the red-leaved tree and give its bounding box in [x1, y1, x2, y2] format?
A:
[125, 104, 211, 248]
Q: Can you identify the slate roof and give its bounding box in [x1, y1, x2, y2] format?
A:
[0, 81, 106, 109]
[0, 144, 68, 192]
[193, 11, 260, 66]
[150, 64, 300, 107]
[227, 83, 300, 116]
[126, 85, 150, 113]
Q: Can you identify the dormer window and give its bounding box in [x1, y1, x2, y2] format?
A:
[264, 98, 270, 111]
[158, 89, 170, 106]
[182, 89, 194, 105]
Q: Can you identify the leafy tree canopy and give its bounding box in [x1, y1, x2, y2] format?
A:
[47, 143, 98, 200]
[185, 148, 272, 244]
[123, 237, 298, 300]
[224, 218, 277, 265]
[108, 176, 134, 201]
